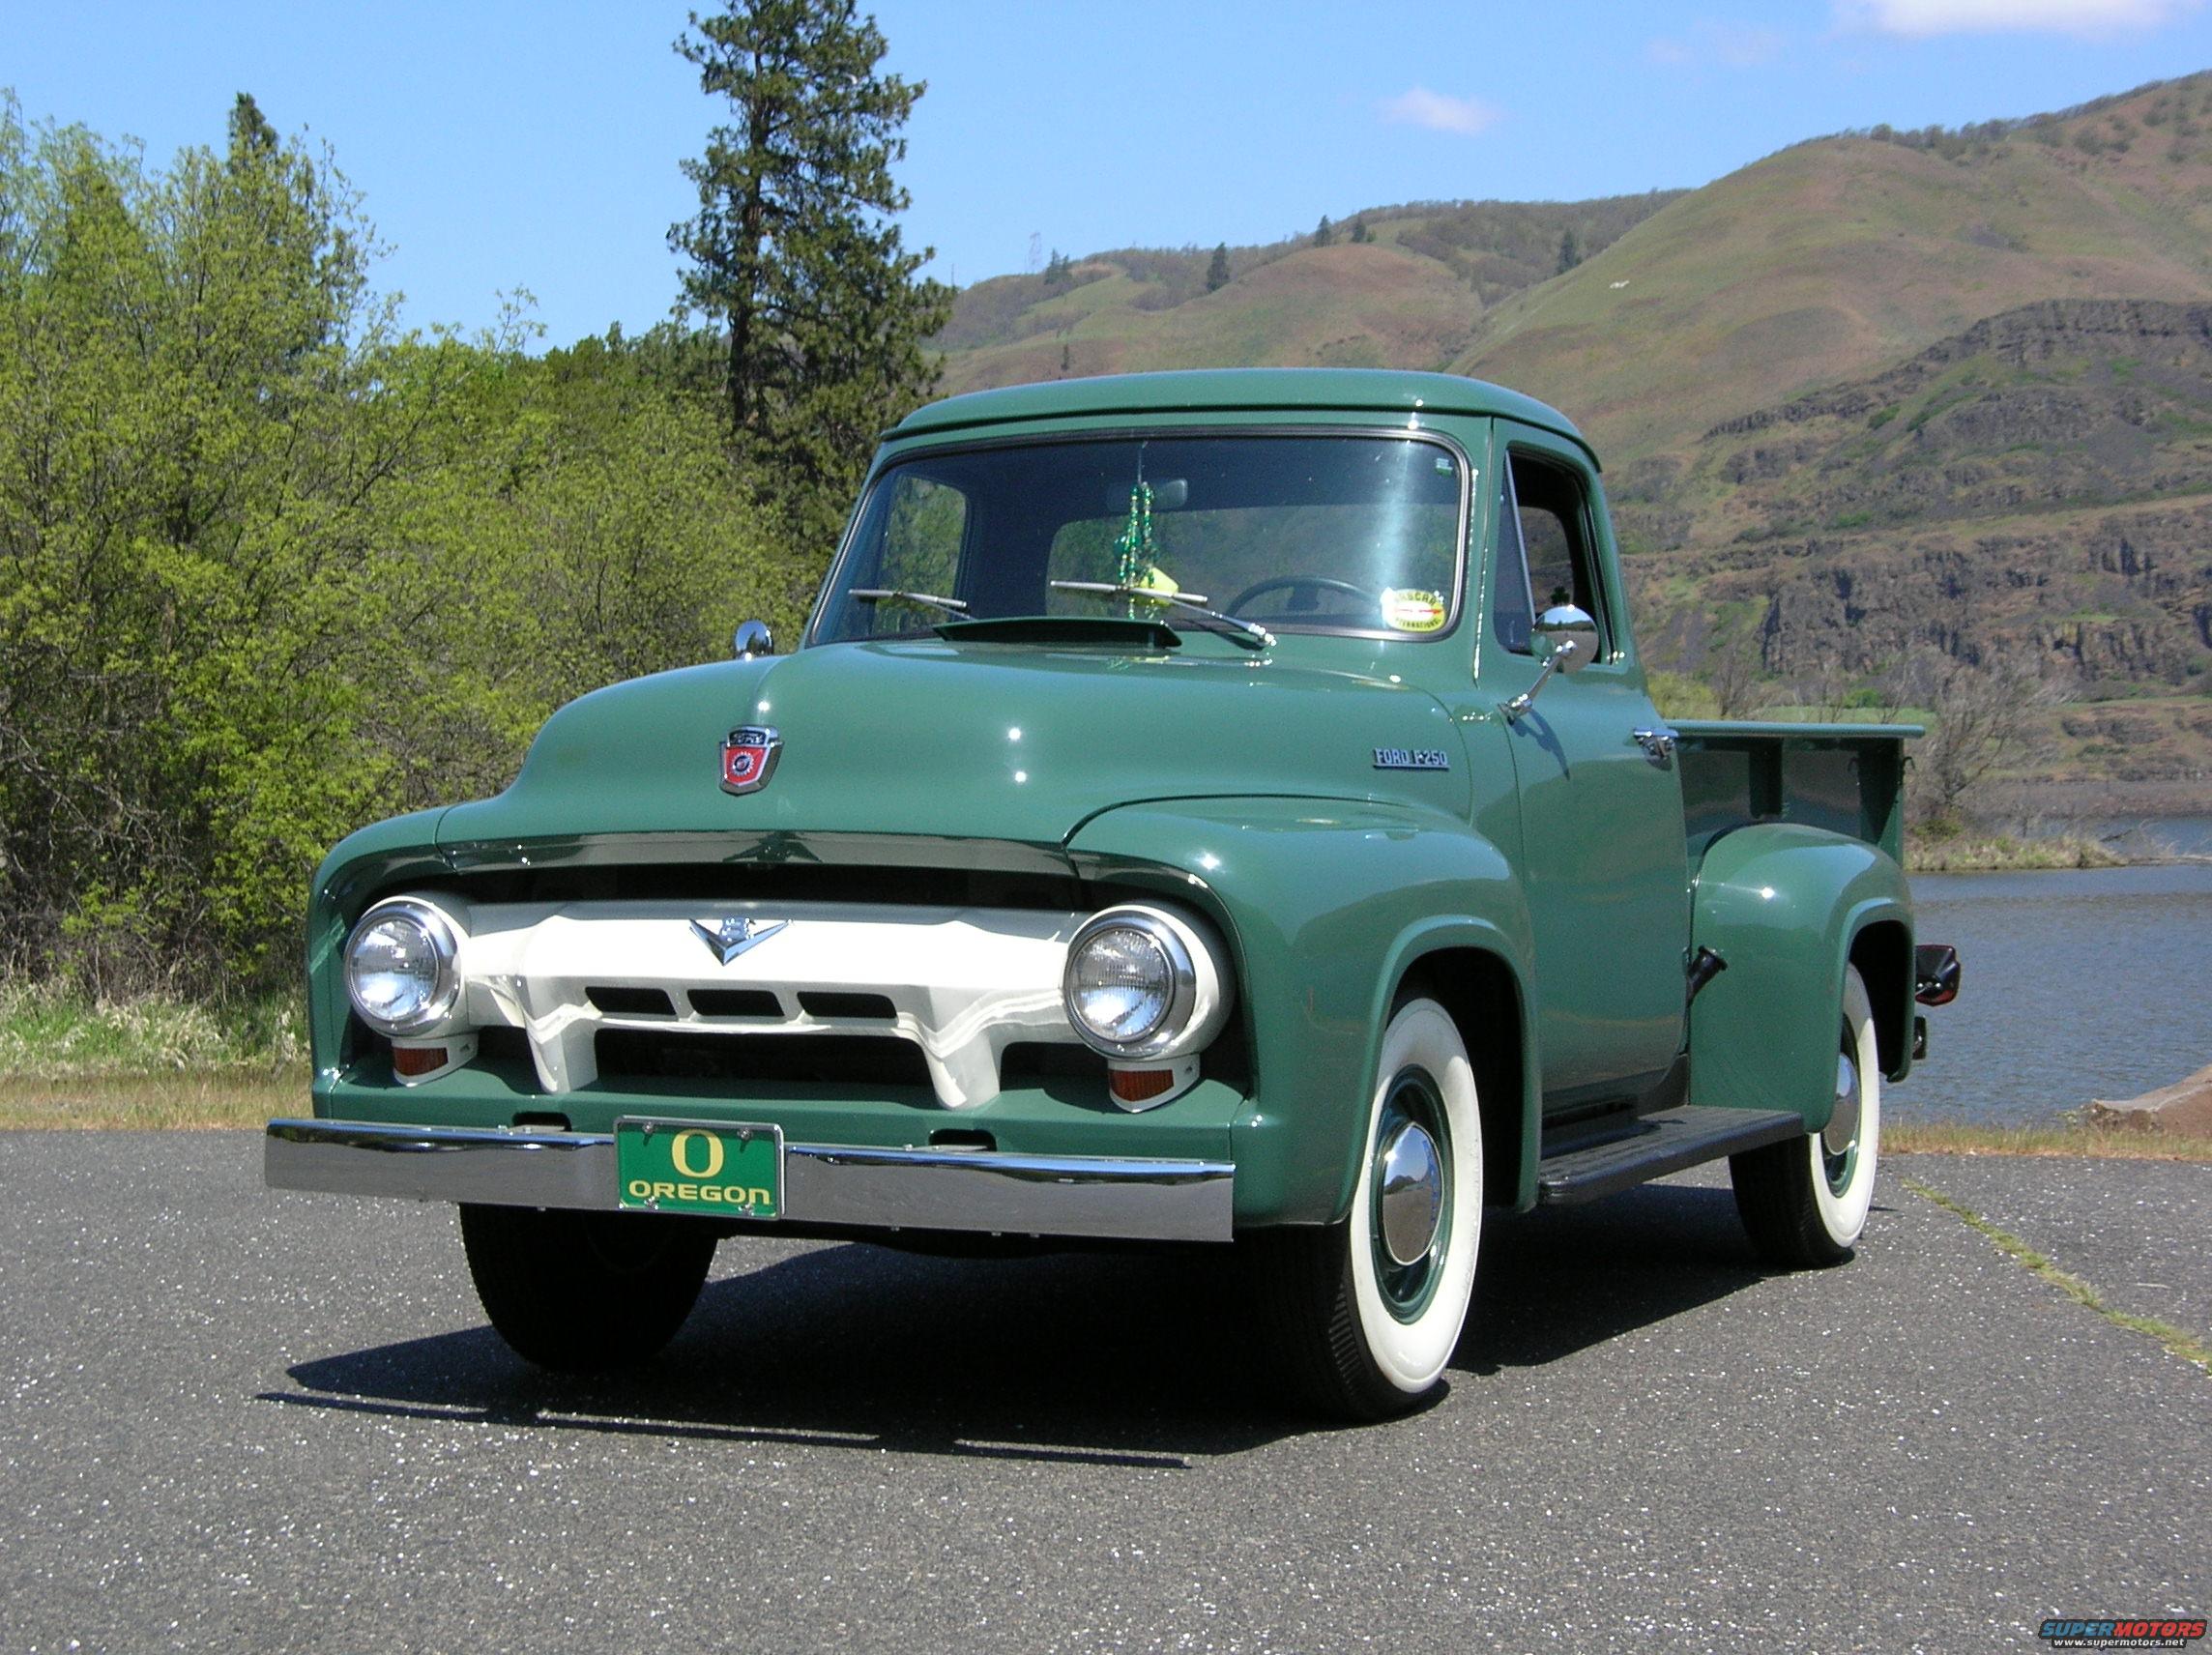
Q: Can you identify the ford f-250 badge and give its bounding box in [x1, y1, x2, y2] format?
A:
[720, 726, 781, 794]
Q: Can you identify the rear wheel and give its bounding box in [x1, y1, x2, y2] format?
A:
[1250, 998, 1483, 1420]
[1731, 965, 1881, 1268]
[459, 1205, 717, 1371]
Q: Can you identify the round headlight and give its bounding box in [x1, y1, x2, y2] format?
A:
[1067, 924, 1181, 1051]
[344, 900, 461, 1036]
[1063, 906, 1230, 1060]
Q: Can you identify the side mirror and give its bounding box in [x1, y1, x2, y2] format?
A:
[1503, 605, 1601, 720]
[733, 619, 775, 660]
[1531, 604, 1599, 673]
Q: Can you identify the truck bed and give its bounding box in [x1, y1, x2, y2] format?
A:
[1673, 719, 1922, 866]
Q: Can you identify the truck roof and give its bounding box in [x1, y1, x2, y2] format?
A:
[890, 368, 1594, 461]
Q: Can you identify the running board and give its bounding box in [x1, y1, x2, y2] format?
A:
[1536, 1106, 1806, 1205]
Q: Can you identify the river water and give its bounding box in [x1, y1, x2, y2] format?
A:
[1899, 837, 2212, 1124]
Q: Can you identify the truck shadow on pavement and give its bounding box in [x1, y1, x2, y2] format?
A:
[263, 1183, 1803, 1461]
[1457, 1182, 1774, 1375]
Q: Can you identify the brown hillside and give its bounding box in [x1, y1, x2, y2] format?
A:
[932, 193, 1680, 396]
[1626, 298, 2212, 791]
[1456, 74, 2212, 462]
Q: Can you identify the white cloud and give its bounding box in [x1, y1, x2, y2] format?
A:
[1378, 87, 1501, 137]
[1648, 19, 1788, 67]
[1837, 0, 2198, 35]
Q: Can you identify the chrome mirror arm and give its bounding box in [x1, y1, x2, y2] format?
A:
[1502, 638, 1579, 719]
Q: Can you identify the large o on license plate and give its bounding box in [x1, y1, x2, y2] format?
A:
[615, 1118, 782, 1218]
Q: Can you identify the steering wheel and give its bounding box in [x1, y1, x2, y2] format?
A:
[1224, 575, 1382, 617]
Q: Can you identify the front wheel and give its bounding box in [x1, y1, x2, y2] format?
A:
[1730, 965, 1882, 1268]
[459, 1205, 717, 1371]
[1249, 997, 1484, 1420]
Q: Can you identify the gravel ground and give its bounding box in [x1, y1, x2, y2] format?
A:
[1, 1132, 2203, 1654]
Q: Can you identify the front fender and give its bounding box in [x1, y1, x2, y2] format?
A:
[1066, 798, 1536, 1227]
[1690, 824, 1914, 1130]
[305, 808, 455, 1081]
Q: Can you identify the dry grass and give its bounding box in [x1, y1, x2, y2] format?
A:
[1905, 832, 2128, 873]
[1887, 1118, 2212, 1160]
[0, 979, 304, 1077]
[0, 1069, 305, 1130]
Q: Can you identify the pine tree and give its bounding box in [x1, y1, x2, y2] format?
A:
[1313, 215, 1332, 247]
[669, 1, 950, 509]
[1206, 242, 1231, 291]
[226, 92, 277, 160]
[1350, 215, 1370, 245]
[1557, 227, 1582, 275]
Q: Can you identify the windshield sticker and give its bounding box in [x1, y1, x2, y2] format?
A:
[1381, 589, 1448, 633]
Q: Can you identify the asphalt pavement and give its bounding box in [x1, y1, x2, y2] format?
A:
[1, 1131, 2204, 1653]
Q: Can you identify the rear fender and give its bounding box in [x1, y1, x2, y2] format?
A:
[1690, 824, 1914, 1130]
[1066, 798, 1536, 1227]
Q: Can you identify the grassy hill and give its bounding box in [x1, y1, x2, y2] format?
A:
[1455, 77, 2212, 461]
[939, 74, 2212, 448]
[935, 193, 1681, 392]
[929, 73, 2212, 804]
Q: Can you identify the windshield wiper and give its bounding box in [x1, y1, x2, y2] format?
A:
[849, 587, 969, 617]
[1048, 580, 1275, 650]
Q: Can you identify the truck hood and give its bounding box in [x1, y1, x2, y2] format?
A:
[437, 638, 1469, 858]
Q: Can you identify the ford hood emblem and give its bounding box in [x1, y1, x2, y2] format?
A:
[720, 726, 781, 795]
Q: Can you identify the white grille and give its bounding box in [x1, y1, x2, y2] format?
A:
[441, 899, 1086, 1107]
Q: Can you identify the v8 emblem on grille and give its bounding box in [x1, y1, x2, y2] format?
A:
[689, 916, 788, 965]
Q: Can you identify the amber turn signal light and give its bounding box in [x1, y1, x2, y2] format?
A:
[392, 1044, 451, 1078]
[1108, 1066, 1177, 1105]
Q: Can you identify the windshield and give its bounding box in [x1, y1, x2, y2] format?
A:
[809, 433, 1467, 646]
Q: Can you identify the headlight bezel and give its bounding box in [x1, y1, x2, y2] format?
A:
[1062, 904, 1229, 1061]
[343, 898, 464, 1038]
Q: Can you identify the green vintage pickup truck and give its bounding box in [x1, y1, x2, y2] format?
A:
[267, 369, 1961, 1419]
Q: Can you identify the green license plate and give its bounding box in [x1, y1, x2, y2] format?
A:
[615, 1118, 782, 1219]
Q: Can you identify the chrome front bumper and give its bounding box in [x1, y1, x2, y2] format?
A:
[264, 1118, 1236, 1243]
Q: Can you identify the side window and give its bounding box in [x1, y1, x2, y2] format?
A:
[1492, 465, 1535, 653]
[1498, 451, 1608, 658]
[866, 475, 969, 635]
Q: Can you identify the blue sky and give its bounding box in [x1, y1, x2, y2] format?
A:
[8, 0, 2210, 347]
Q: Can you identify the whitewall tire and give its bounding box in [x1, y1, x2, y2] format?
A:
[1731, 965, 1882, 1267]
[1251, 996, 1483, 1419]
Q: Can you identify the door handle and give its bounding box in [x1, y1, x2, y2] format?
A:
[1632, 726, 1678, 764]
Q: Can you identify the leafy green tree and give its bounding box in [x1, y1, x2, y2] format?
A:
[0, 94, 432, 982]
[1206, 241, 1231, 291]
[668, 0, 950, 522]
[0, 97, 794, 990]
[1313, 215, 1332, 247]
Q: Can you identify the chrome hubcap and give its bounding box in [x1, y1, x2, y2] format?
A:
[1823, 1047, 1860, 1158]
[1369, 1068, 1453, 1322]
[1378, 1120, 1443, 1267]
